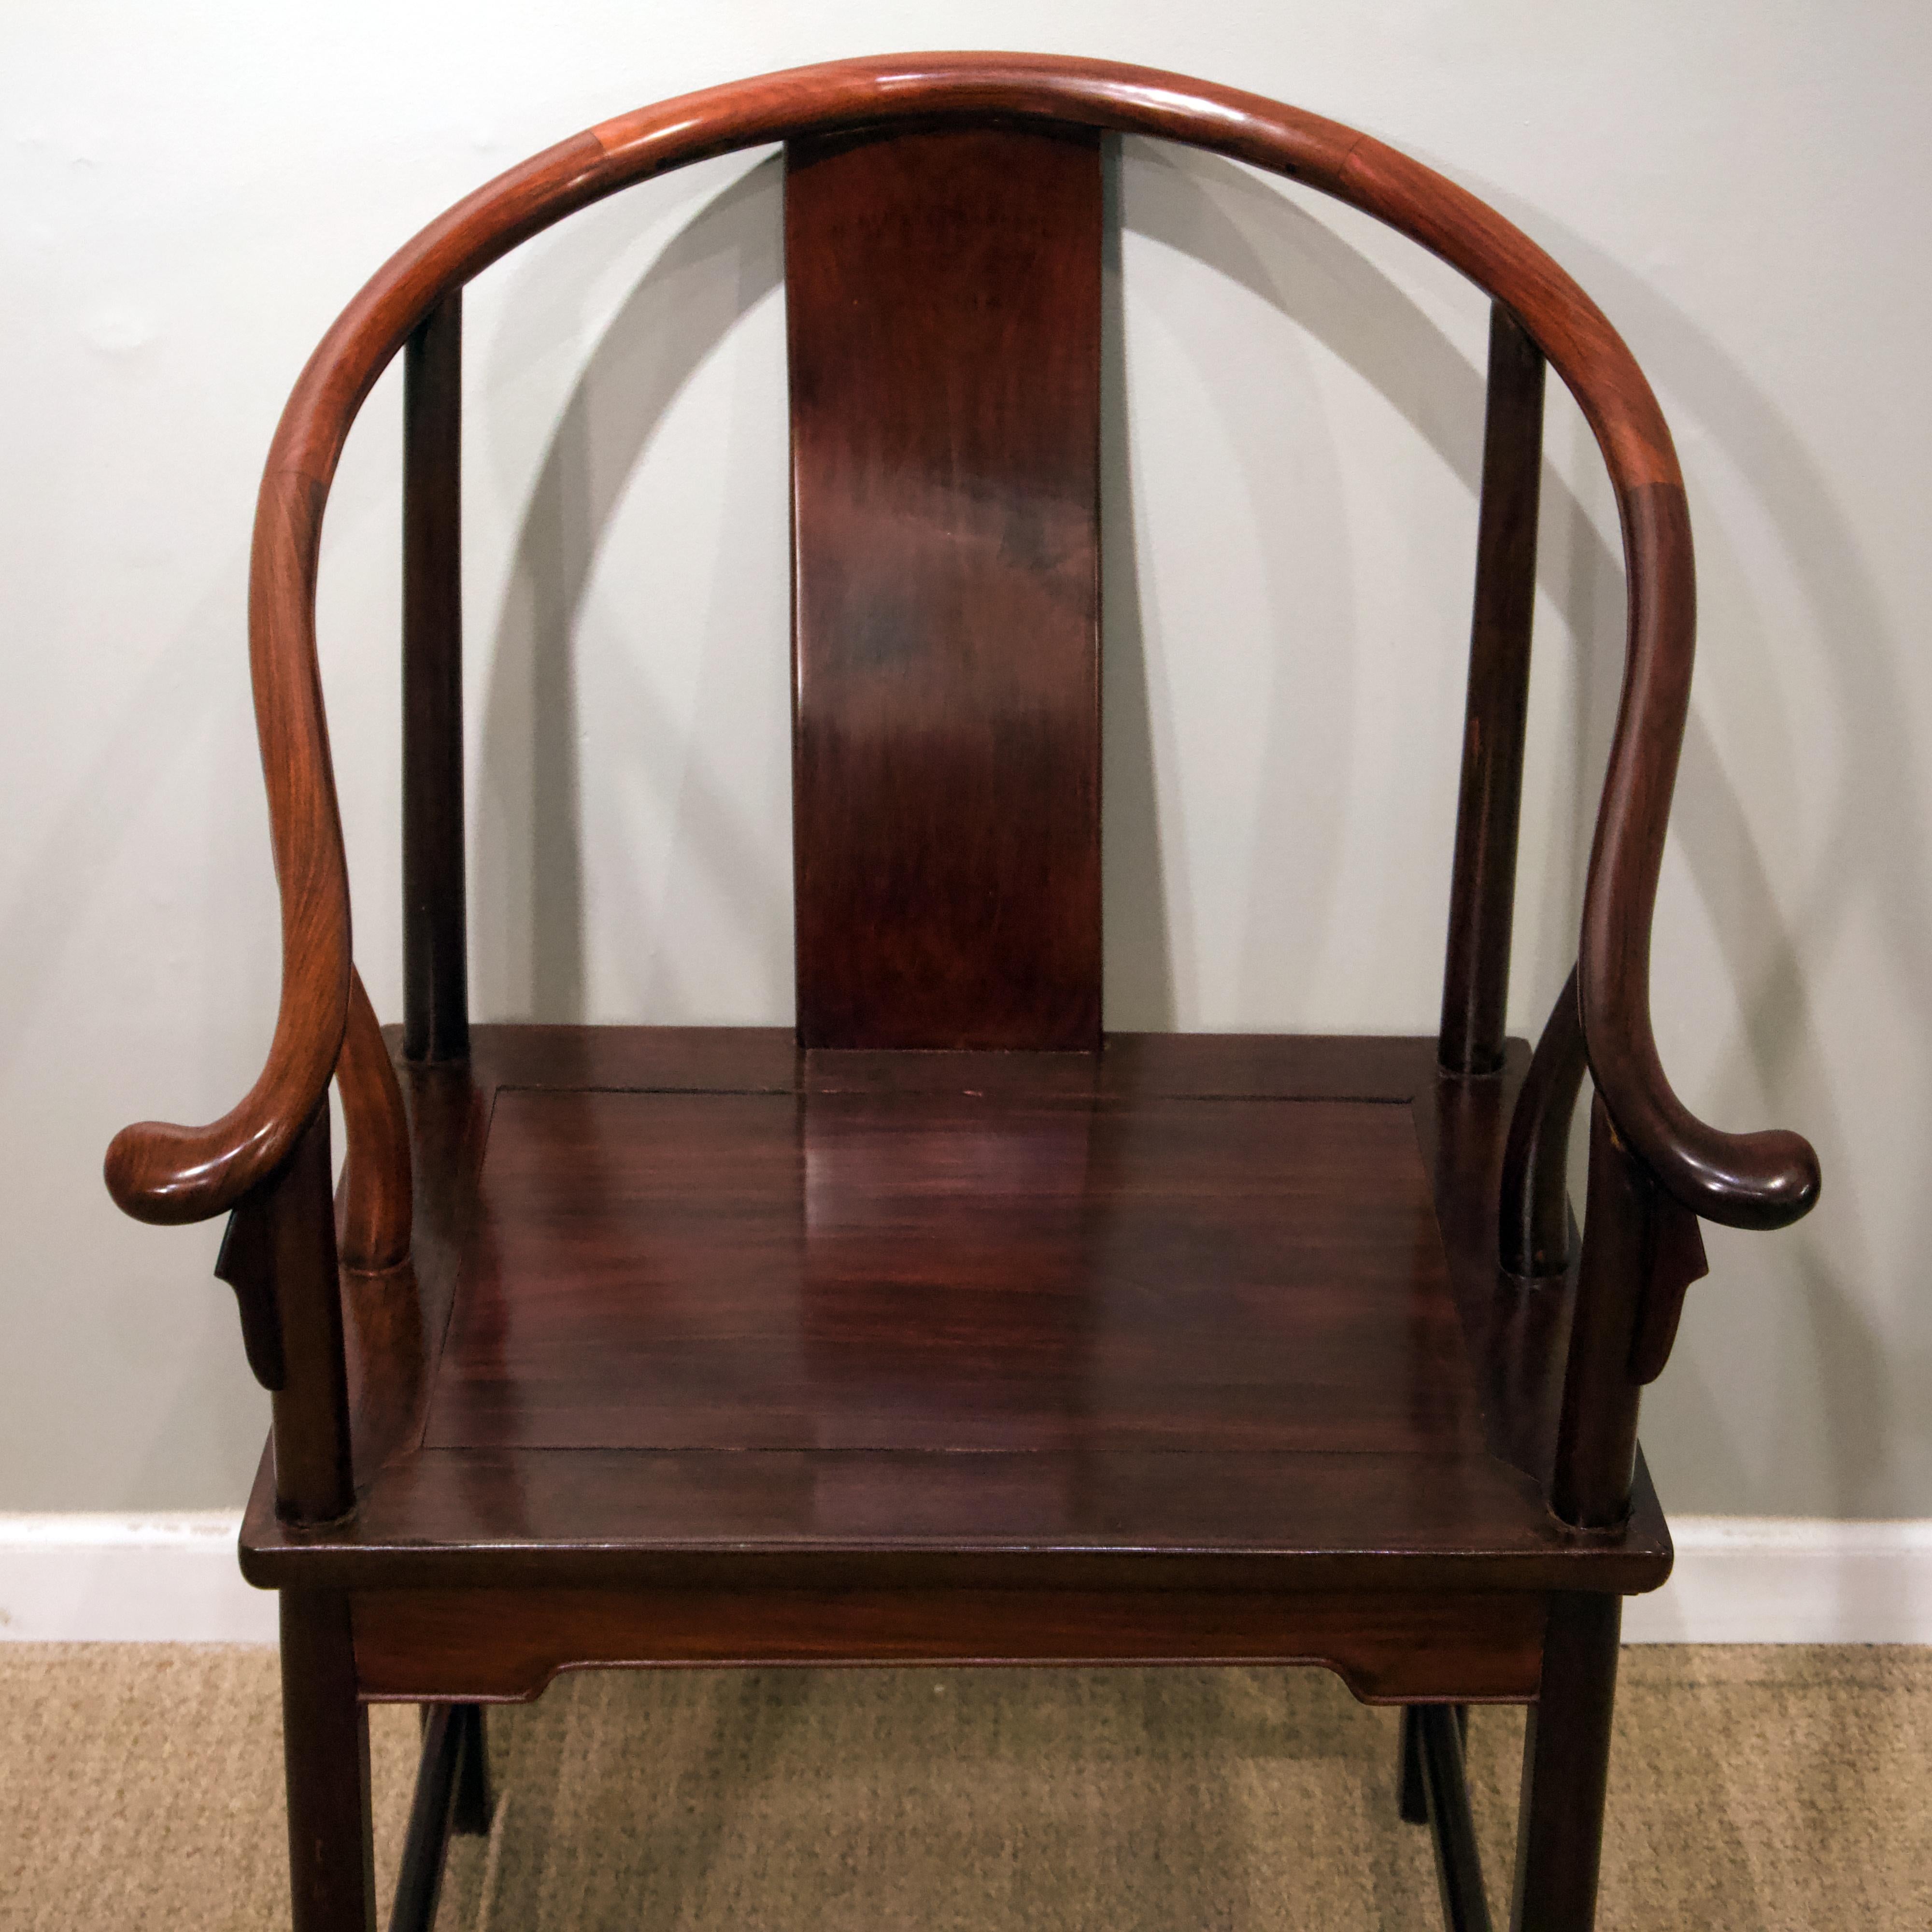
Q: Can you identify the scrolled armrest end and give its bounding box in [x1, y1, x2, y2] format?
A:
[104, 1111, 296, 1228]
[1669, 1124, 1820, 1233]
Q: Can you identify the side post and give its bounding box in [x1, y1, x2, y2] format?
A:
[403, 287, 469, 1063]
[1550, 1096, 1654, 1530]
[267, 1104, 355, 1525]
[1440, 303, 1546, 1076]
[1510, 1096, 1658, 1932]
[266, 1111, 374, 1929]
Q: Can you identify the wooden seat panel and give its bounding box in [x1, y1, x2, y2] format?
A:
[246, 1026, 1673, 1596]
[425, 1085, 1486, 1457]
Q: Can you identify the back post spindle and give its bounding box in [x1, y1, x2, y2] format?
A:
[403, 288, 469, 1063]
[1439, 304, 1546, 1076]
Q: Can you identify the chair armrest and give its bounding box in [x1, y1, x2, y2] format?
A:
[104, 949, 349, 1228]
[1586, 1024, 1819, 1233]
[106, 951, 412, 1257]
[104, 466, 354, 1225]
[100, 123, 605, 1222]
[1576, 484, 1819, 1233]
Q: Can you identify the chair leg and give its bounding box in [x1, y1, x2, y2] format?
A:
[280, 1590, 377, 1932]
[1399, 1706, 1429, 1823]
[1401, 1705, 1469, 1825]
[453, 1704, 494, 1835]
[393, 1706, 467, 1932]
[1419, 1704, 1494, 1932]
[1509, 1592, 1621, 1932]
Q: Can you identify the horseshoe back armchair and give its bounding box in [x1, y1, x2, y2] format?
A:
[105, 53, 1820, 1932]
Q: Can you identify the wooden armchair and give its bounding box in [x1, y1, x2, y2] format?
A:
[105, 54, 1820, 1932]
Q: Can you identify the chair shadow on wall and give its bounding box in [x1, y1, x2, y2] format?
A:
[470, 137, 1917, 1522]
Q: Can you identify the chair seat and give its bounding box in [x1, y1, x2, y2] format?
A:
[243, 1025, 1669, 1605]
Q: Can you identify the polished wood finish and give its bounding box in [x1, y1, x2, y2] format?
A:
[240, 1438, 1670, 1598]
[1511, 1592, 1622, 1932]
[1561, 480, 1816, 1231]
[213, 1186, 285, 1392]
[281, 1591, 376, 1932]
[266, 1107, 355, 1524]
[1551, 1097, 1704, 1531]
[401, 290, 468, 1065]
[1419, 1702, 1495, 1931]
[787, 125, 1102, 1049]
[335, 967, 412, 1273]
[1628, 1188, 1709, 1388]
[239, 1027, 1673, 1603]
[351, 1585, 1546, 1704]
[1412, 1041, 1575, 1486]
[334, 976, 422, 1486]
[100, 56, 1829, 1932]
[427, 1089, 1480, 1454]
[1551, 1100, 1649, 1529]
[1499, 969, 1588, 1278]
[1440, 305, 1544, 1078]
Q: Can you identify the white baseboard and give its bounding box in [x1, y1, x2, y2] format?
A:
[1619, 1517, 1932, 1643]
[2, 1513, 1927, 1646]
[0, 1513, 276, 1643]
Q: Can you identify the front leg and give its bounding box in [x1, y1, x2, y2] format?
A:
[1509, 1592, 1621, 1932]
[280, 1590, 377, 1932]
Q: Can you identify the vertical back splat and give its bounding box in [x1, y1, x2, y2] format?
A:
[786, 124, 1104, 1050]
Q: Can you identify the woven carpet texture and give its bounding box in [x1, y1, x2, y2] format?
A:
[3, 1645, 1926, 1929]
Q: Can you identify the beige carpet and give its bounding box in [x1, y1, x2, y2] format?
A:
[2, 1647, 1926, 1929]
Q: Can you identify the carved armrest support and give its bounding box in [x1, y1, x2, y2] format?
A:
[173, 966, 412, 1409]
[1552, 1100, 1712, 1530]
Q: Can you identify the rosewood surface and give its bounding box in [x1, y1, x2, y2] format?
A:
[401, 290, 467, 1066]
[787, 124, 1103, 1049]
[1499, 970, 1589, 1279]
[350, 1584, 1548, 1705]
[426, 1089, 1481, 1455]
[265, 1108, 355, 1524]
[280, 1591, 376, 1932]
[240, 1023, 1672, 1603]
[1439, 303, 1545, 1079]
[1511, 1592, 1624, 1930]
